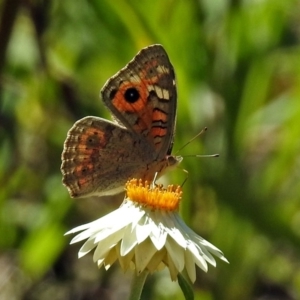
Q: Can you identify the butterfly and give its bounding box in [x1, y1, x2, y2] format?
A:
[61, 44, 182, 198]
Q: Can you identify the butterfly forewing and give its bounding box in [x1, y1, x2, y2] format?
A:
[101, 44, 177, 160]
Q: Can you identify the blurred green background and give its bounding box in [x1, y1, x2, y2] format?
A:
[1, 0, 300, 299]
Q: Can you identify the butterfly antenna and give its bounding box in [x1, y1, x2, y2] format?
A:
[180, 168, 189, 188]
[175, 127, 208, 155]
[183, 154, 219, 158]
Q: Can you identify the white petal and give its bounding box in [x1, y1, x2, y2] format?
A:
[117, 247, 135, 271]
[148, 211, 163, 238]
[165, 236, 185, 272]
[146, 249, 166, 273]
[70, 229, 101, 244]
[120, 224, 138, 256]
[93, 221, 129, 244]
[150, 228, 167, 250]
[93, 243, 112, 263]
[184, 250, 196, 283]
[65, 218, 104, 235]
[134, 239, 157, 274]
[93, 229, 125, 262]
[103, 247, 118, 270]
[136, 216, 152, 243]
[163, 213, 188, 248]
[78, 237, 97, 257]
[219, 255, 229, 263]
[66, 207, 126, 235]
[166, 252, 178, 281]
[195, 243, 216, 267]
[174, 213, 227, 264]
[97, 257, 105, 268]
[196, 238, 228, 263]
[67, 201, 142, 239]
[187, 242, 208, 272]
[148, 212, 167, 250]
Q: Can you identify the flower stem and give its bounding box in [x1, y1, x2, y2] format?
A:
[128, 270, 149, 300]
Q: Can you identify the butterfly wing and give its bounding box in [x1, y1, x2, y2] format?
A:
[61, 45, 179, 198]
[61, 116, 145, 198]
[101, 44, 177, 161]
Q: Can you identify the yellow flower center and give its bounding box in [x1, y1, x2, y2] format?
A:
[125, 179, 182, 211]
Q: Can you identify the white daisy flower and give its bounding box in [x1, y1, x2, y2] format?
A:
[66, 179, 228, 283]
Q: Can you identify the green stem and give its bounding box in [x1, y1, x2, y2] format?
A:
[128, 269, 149, 300]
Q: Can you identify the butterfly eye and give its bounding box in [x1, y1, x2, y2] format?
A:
[124, 87, 140, 103]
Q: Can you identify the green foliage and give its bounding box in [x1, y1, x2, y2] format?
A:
[1, 0, 300, 299]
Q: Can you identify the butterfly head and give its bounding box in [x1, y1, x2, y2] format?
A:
[158, 155, 183, 176]
[167, 155, 183, 169]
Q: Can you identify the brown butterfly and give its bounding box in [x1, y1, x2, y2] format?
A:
[61, 45, 182, 198]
